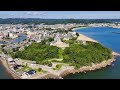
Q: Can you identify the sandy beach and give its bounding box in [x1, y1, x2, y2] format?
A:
[77, 33, 98, 42]
[72, 27, 98, 42]
[72, 27, 87, 31]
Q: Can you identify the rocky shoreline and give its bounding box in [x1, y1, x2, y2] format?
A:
[27, 54, 118, 79]
[60, 56, 116, 78]
[36, 55, 117, 79]
[0, 50, 119, 79]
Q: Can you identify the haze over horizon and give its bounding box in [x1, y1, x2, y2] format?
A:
[0, 11, 120, 19]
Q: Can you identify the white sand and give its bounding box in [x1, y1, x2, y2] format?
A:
[77, 33, 98, 42]
[72, 27, 97, 42]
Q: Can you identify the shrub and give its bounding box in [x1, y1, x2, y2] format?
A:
[38, 68, 42, 72]
[48, 62, 52, 67]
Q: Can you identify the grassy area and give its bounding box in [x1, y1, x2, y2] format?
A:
[16, 66, 32, 72]
[58, 49, 63, 58]
[16, 66, 27, 72]
[41, 70, 47, 73]
[48, 58, 63, 62]
[34, 68, 47, 73]
[16, 65, 47, 74]
[51, 60, 62, 63]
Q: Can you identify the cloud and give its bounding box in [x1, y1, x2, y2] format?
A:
[25, 11, 32, 15]
[10, 14, 14, 16]
[39, 12, 46, 15]
[33, 12, 39, 15]
[10, 11, 48, 18]
[25, 11, 46, 16]
[19, 15, 23, 18]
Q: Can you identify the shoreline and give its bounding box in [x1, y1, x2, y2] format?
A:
[28, 53, 119, 79]
[60, 56, 117, 78]
[26, 51, 119, 79]
[59, 27, 120, 78]
[0, 27, 120, 79]
[72, 26, 98, 42]
[77, 33, 98, 42]
[0, 59, 20, 79]
[72, 26, 88, 31]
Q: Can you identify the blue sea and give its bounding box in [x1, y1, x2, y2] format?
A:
[1, 27, 120, 79]
[0, 35, 26, 79]
[0, 61, 13, 79]
[64, 27, 120, 79]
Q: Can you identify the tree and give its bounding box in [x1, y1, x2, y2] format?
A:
[41, 40, 46, 45]
[65, 30, 68, 33]
[38, 68, 42, 72]
[12, 47, 19, 52]
[1, 45, 6, 48]
[76, 32, 79, 37]
[26, 63, 27, 66]
[63, 42, 112, 67]
[70, 37, 77, 41]
[48, 62, 52, 67]
[48, 37, 54, 42]
[13, 42, 62, 63]
[61, 38, 64, 42]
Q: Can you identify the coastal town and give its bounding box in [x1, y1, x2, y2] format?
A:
[0, 23, 86, 79]
[0, 22, 120, 79]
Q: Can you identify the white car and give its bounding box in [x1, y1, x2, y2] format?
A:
[20, 72, 31, 79]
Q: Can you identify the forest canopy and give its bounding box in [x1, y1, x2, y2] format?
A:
[63, 42, 112, 68]
[11, 42, 62, 64]
[11, 41, 112, 68]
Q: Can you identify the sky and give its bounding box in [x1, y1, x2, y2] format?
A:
[0, 11, 120, 19]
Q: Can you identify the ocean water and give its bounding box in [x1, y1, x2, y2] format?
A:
[1, 27, 120, 79]
[64, 27, 120, 79]
[0, 61, 13, 79]
[0, 35, 26, 79]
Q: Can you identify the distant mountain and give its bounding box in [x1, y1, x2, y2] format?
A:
[0, 18, 120, 24]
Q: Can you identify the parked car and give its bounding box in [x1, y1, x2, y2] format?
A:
[27, 70, 36, 75]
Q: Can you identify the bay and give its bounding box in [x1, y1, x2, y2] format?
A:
[64, 27, 120, 79]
